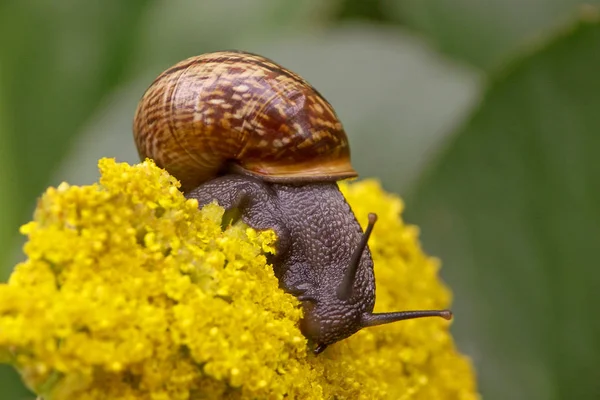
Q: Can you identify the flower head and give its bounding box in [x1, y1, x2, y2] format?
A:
[0, 158, 478, 399]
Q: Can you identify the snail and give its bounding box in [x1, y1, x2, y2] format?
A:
[133, 50, 452, 354]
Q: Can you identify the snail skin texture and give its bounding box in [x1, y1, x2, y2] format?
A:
[133, 50, 452, 354]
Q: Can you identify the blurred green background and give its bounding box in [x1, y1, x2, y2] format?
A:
[1, 0, 599, 399]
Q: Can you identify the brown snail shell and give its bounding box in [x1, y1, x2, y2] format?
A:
[133, 50, 357, 192]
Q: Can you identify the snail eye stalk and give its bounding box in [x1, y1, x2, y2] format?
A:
[337, 213, 378, 301]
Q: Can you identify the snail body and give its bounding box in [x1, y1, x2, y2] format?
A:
[133, 51, 451, 353]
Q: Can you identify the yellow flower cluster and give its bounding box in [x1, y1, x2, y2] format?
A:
[0, 158, 478, 400]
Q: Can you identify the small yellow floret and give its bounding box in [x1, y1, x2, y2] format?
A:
[0, 158, 478, 399]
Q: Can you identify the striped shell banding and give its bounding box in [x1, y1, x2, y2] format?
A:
[133, 51, 357, 192]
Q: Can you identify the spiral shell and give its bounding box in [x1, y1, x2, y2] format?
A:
[133, 51, 357, 192]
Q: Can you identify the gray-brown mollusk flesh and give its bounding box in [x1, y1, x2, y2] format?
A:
[185, 174, 375, 351]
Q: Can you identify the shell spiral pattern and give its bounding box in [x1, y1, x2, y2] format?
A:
[133, 51, 357, 192]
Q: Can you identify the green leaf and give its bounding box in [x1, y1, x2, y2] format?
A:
[0, 54, 31, 400]
[0, 0, 152, 265]
[130, 0, 341, 74]
[390, 0, 600, 69]
[335, 0, 392, 23]
[406, 17, 600, 400]
[0, 62, 19, 281]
